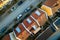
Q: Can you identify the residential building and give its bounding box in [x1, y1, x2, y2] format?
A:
[2, 8, 48, 40]
[13, 8, 48, 40]
[41, 0, 60, 17]
[2, 32, 17, 40]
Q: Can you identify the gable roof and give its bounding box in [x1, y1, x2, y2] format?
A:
[44, 0, 58, 7]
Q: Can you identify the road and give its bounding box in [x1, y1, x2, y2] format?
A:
[0, 0, 42, 33]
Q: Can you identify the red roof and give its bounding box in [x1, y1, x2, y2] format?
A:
[13, 9, 48, 40]
[32, 9, 47, 26]
[14, 24, 25, 36]
[44, 0, 58, 7]
[14, 8, 48, 36]
[23, 16, 35, 28]
[2, 34, 10, 40]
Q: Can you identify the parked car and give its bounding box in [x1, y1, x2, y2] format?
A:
[18, 1, 23, 6]
[24, 6, 32, 13]
[16, 14, 22, 20]
[10, 6, 16, 12]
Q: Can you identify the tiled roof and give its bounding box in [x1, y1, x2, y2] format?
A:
[2, 34, 10, 40]
[44, 0, 58, 7]
[14, 8, 48, 36]
[23, 16, 35, 28]
[32, 9, 47, 26]
[14, 24, 25, 36]
[2, 9, 48, 40]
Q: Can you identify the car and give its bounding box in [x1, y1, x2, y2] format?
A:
[16, 14, 22, 20]
[10, 6, 16, 12]
[24, 6, 32, 13]
[18, 1, 23, 6]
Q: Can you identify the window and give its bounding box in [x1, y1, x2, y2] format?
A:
[26, 18, 32, 24]
[15, 27, 21, 33]
[35, 10, 40, 16]
[32, 25, 37, 30]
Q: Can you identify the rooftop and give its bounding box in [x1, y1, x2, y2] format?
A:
[44, 0, 58, 7]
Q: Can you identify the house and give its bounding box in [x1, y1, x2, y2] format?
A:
[2, 8, 48, 40]
[41, 0, 60, 17]
[13, 8, 48, 40]
[2, 32, 17, 40]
